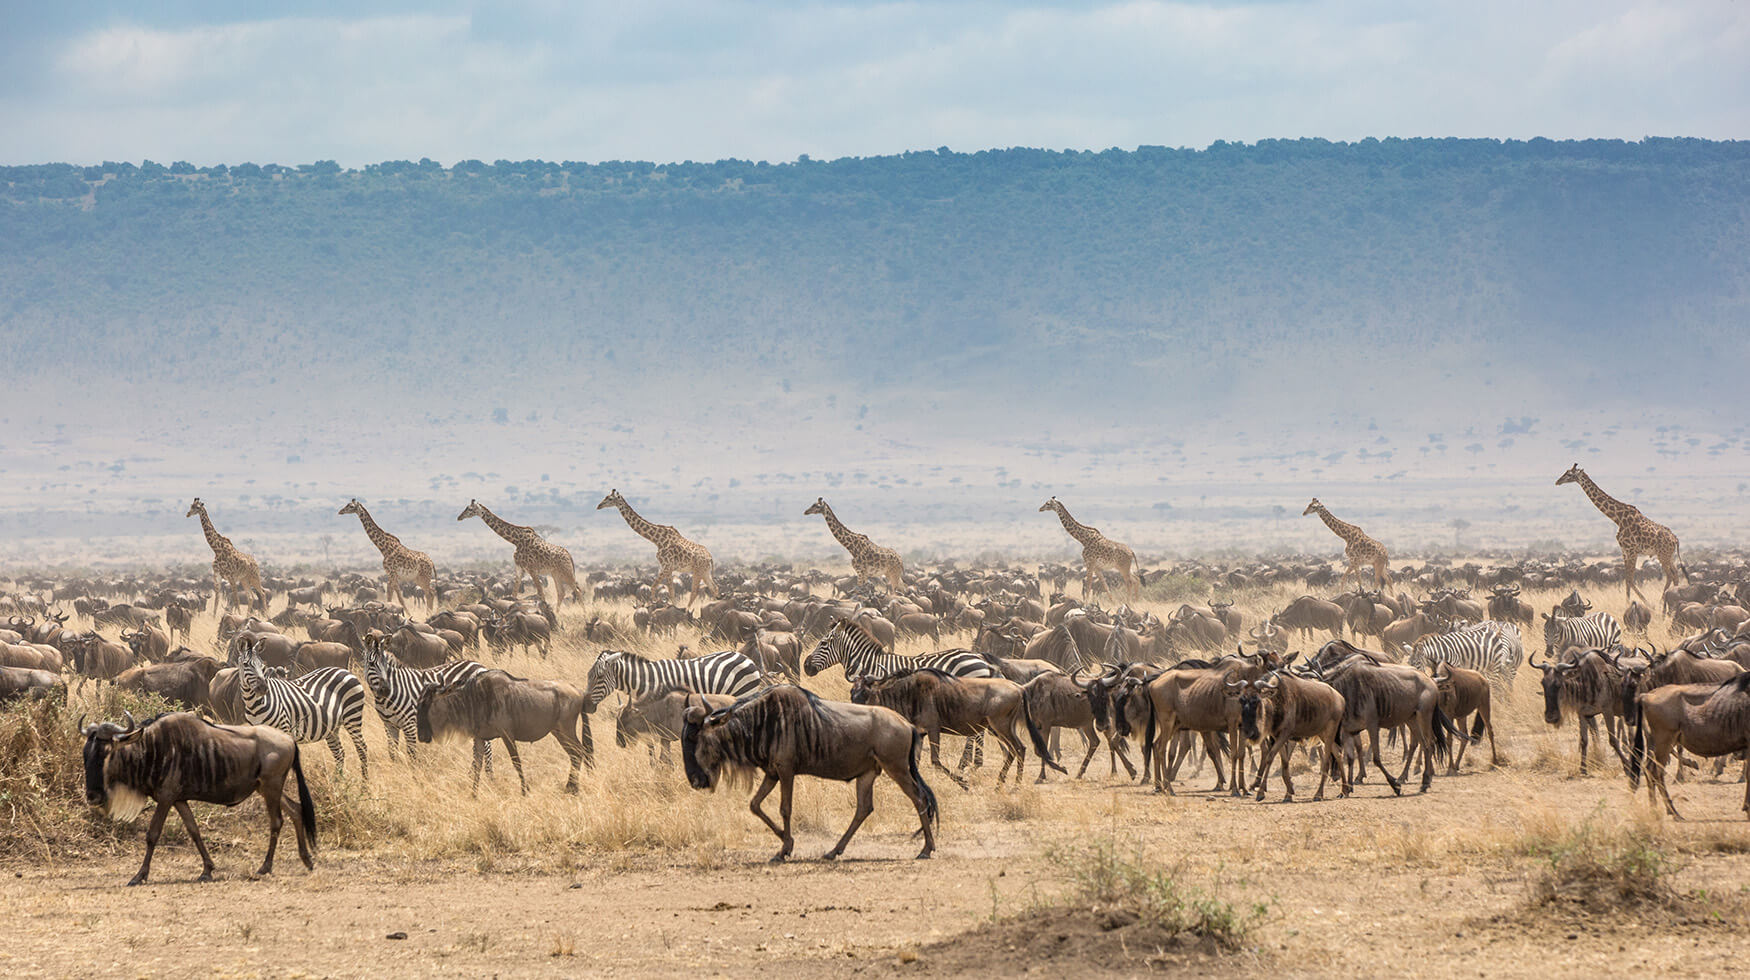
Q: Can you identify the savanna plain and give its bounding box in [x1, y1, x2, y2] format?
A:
[5, 574, 1749, 979]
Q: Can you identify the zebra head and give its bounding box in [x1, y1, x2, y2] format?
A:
[586, 650, 625, 706]
[804, 620, 866, 676]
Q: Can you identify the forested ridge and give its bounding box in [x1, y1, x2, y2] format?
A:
[4, 137, 1747, 411]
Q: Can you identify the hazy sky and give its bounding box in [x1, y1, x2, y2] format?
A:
[2, 1, 1746, 166]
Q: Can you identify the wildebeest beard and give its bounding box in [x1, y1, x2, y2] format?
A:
[682, 686, 834, 790]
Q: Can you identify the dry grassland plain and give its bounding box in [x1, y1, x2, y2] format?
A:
[4, 575, 1749, 978]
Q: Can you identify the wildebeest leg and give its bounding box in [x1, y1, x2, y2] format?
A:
[1370, 728, 1402, 795]
[929, 732, 970, 790]
[1277, 740, 1299, 801]
[1577, 715, 1593, 774]
[1252, 737, 1277, 801]
[326, 731, 346, 773]
[1109, 734, 1138, 780]
[1448, 712, 1469, 775]
[1150, 722, 1175, 794]
[1228, 724, 1245, 798]
[1071, 724, 1098, 780]
[826, 771, 877, 860]
[130, 801, 173, 886]
[1651, 739, 1683, 819]
[1740, 752, 1750, 817]
[172, 800, 220, 881]
[469, 739, 486, 791]
[1416, 715, 1436, 793]
[503, 737, 527, 794]
[993, 721, 1025, 785]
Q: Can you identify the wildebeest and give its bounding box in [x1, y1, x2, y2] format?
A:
[1136, 654, 1264, 796]
[82, 712, 316, 885]
[1273, 595, 1345, 640]
[1628, 674, 1750, 819]
[617, 688, 736, 764]
[851, 668, 1061, 787]
[0, 665, 64, 704]
[1430, 662, 1497, 773]
[1486, 585, 1535, 628]
[482, 612, 552, 658]
[416, 669, 592, 792]
[1308, 641, 1457, 795]
[66, 632, 134, 694]
[1622, 600, 1653, 636]
[1528, 648, 1625, 773]
[115, 656, 222, 711]
[1233, 670, 1348, 802]
[682, 685, 939, 861]
[1019, 670, 1104, 781]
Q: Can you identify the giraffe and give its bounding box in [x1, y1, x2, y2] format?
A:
[338, 498, 437, 611]
[595, 490, 717, 606]
[1302, 498, 1392, 590]
[185, 498, 266, 613]
[457, 499, 584, 609]
[1037, 497, 1140, 600]
[803, 498, 903, 592]
[1556, 463, 1685, 605]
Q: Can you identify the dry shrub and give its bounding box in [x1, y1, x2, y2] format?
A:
[1523, 818, 1680, 912]
[1046, 835, 1270, 951]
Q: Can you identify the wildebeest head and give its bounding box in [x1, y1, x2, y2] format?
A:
[81, 712, 149, 817]
[681, 698, 730, 790]
[1527, 651, 1577, 726]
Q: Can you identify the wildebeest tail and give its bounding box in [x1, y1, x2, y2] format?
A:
[1430, 707, 1460, 762]
[1469, 714, 1486, 740]
[908, 729, 939, 828]
[1022, 696, 1066, 773]
[292, 745, 317, 850]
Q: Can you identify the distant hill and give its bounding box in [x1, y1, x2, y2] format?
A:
[4, 138, 1747, 422]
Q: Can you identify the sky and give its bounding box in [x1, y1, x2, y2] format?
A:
[2, 0, 1747, 166]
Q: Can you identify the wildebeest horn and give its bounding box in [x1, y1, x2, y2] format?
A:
[1225, 680, 1245, 690]
[1527, 651, 1545, 669]
[75, 713, 86, 732]
[122, 711, 137, 730]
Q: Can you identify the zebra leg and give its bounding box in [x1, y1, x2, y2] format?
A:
[349, 723, 369, 781]
[327, 732, 346, 773]
[469, 740, 486, 792]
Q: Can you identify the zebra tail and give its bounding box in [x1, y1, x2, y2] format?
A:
[292, 745, 317, 851]
[908, 729, 939, 829]
[1022, 696, 1065, 773]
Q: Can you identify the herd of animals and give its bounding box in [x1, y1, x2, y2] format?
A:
[7, 466, 1749, 886]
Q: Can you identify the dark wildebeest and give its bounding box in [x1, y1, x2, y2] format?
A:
[384, 623, 456, 668]
[165, 603, 195, 643]
[482, 613, 552, 658]
[1308, 641, 1458, 795]
[1274, 595, 1345, 640]
[681, 685, 939, 861]
[617, 689, 736, 764]
[0, 665, 63, 704]
[1628, 674, 1750, 819]
[1616, 646, 1743, 781]
[116, 657, 222, 711]
[67, 632, 134, 695]
[291, 641, 354, 676]
[1233, 669, 1348, 802]
[1430, 662, 1496, 773]
[416, 669, 593, 793]
[1080, 662, 1143, 780]
[121, 625, 172, 663]
[1528, 648, 1625, 774]
[851, 668, 1061, 788]
[428, 609, 482, 650]
[1486, 585, 1535, 628]
[1021, 669, 1103, 781]
[82, 712, 316, 885]
[1622, 600, 1653, 636]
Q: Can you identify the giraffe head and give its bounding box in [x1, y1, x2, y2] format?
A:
[457, 499, 484, 522]
[338, 498, 363, 517]
[1038, 496, 1060, 513]
[1302, 498, 1323, 516]
[804, 498, 827, 517]
[596, 490, 625, 511]
[185, 498, 206, 519]
[1556, 463, 1584, 487]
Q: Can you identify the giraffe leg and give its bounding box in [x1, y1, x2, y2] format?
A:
[1621, 548, 1649, 605]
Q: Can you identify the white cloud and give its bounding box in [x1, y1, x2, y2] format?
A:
[4, 0, 1746, 165]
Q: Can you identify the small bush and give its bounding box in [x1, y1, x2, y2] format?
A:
[1047, 836, 1269, 950]
[1525, 820, 1680, 912]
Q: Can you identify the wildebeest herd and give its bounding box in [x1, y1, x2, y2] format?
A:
[5, 492, 1750, 885]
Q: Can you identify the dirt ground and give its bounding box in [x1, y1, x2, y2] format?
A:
[9, 752, 1750, 979]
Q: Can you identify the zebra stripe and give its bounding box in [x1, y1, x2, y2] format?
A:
[361, 644, 493, 767]
[238, 650, 369, 778]
[586, 648, 763, 706]
[803, 620, 997, 681]
[1411, 621, 1522, 684]
[1542, 612, 1622, 656]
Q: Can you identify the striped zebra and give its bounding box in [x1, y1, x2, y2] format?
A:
[1541, 612, 1622, 657]
[803, 619, 997, 681]
[237, 646, 369, 778]
[585, 648, 763, 707]
[1410, 621, 1523, 686]
[360, 642, 493, 771]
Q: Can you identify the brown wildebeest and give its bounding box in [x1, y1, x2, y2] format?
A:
[1136, 654, 1265, 796]
[1021, 670, 1102, 781]
[82, 712, 316, 885]
[482, 612, 551, 658]
[851, 668, 1061, 788]
[1274, 595, 1345, 640]
[68, 632, 134, 695]
[0, 641, 63, 674]
[116, 657, 222, 711]
[1233, 669, 1348, 802]
[1430, 662, 1496, 773]
[386, 623, 456, 667]
[121, 625, 172, 663]
[1078, 662, 1142, 780]
[416, 669, 593, 793]
[1628, 674, 1750, 819]
[428, 610, 481, 650]
[205, 668, 247, 724]
[1486, 585, 1535, 628]
[164, 603, 194, 643]
[1528, 648, 1625, 774]
[616, 689, 736, 764]
[681, 685, 939, 861]
[291, 641, 354, 675]
[1308, 641, 1457, 795]
[1622, 599, 1653, 636]
[0, 665, 64, 704]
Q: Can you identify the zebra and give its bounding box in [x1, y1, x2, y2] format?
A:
[585, 648, 763, 707]
[1410, 621, 1522, 686]
[803, 619, 998, 681]
[1541, 612, 1622, 657]
[237, 645, 369, 778]
[360, 640, 493, 771]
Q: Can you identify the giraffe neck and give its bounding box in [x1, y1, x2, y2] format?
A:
[614, 501, 664, 544]
[819, 504, 868, 554]
[476, 505, 532, 546]
[1574, 472, 1636, 527]
[351, 506, 399, 555]
[1315, 506, 1362, 542]
[1053, 504, 1099, 545]
[196, 509, 229, 555]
